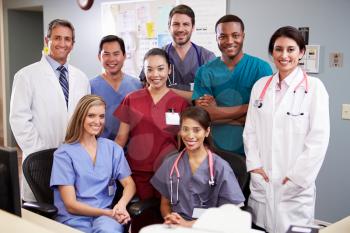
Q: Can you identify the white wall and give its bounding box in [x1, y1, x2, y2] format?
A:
[3, 0, 350, 223]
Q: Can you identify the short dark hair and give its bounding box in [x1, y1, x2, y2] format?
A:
[268, 26, 306, 55]
[180, 106, 214, 150]
[168, 4, 195, 26]
[98, 35, 126, 55]
[143, 48, 170, 68]
[47, 19, 75, 42]
[215, 14, 245, 33]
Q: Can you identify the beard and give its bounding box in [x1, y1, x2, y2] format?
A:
[172, 32, 191, 46]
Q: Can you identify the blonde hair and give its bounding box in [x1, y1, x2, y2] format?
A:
[65, 95, 106, 143]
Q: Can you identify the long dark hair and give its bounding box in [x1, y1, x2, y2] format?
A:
[268, 26, 306, 56]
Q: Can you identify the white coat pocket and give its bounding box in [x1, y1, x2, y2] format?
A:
[249, 173, 267, 202]
[286, 112, 309, 134]
[280, 180, 303, 201]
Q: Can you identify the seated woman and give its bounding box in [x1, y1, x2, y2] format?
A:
[151, 106, 245, 227]
[50, 95, 136, 233]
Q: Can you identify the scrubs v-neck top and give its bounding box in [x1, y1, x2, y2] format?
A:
[114, 88, 189, 172]
[90, 74, 141, 140]
[151, 151, 245, 220]
[50, 138, 131, 223]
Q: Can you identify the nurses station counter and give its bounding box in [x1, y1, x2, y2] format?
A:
[320, 216, 350, 233]
[0, 209, 82, 233]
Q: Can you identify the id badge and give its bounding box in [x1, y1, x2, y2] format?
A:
[108, 179, 116, 196]
[165, 112, 180, 125]
[192, 208, 207, 219]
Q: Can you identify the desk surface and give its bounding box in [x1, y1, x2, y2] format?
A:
[0, 209, 82, 233]
[320, 216, 350, 233]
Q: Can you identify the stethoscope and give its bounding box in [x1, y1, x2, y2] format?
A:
[169, 148, 215, 206]
[254, 69, 308, 116]
[166, 42, 202, 86]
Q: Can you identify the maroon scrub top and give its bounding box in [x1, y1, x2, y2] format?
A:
[114, 88, 189, 172]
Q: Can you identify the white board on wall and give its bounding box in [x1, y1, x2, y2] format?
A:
[101, 0, 226, 77]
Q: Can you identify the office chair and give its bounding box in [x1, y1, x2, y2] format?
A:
[126, 150, 179, 233]
[22, 148, 131, 232]
[212, 147, 249, 191]
[212, 147, 252, 215]
[22, 148, 58, 218]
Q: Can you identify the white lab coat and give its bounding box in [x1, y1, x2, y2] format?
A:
[243, 67, 330, 233]
[10, 55, 90, 201]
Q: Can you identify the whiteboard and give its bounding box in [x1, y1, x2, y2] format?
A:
[101, 0, 226, 77]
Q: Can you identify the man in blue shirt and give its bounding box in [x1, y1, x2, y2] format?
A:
[91, 35, 142, 140]
[193, 15, 272, 155]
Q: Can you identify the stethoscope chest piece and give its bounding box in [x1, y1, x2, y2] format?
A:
[254, 99, 263, 108]
[208, 178, 216, 187]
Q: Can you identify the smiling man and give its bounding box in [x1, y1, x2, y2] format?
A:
[192, 15, 272, 156]
[90, 35, 141, 140]
[139, 5, 215, 102]
[10, 19, 90, 202]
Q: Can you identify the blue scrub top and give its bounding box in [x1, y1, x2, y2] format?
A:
[50, 138, 131, 223]
[90, 74, 142, 140]
[192, 54, 272, 155]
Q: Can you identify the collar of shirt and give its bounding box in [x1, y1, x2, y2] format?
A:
[275, 67, 301, 91]
[45, 55, 69, 79]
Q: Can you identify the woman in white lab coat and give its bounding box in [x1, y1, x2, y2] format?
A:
[243, 26, 330, 233]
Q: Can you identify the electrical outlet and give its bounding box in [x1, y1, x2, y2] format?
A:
[342, 104, 350, 120]
[330, 53, 343, 68]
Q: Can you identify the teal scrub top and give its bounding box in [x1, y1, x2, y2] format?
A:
[192, 54, 272, 155]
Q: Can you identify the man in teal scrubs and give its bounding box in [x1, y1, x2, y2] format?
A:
[193, 15, 272, 155]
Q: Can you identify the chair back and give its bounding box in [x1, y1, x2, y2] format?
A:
[22, 148, 57, 204]
[212, 147, 249, 191]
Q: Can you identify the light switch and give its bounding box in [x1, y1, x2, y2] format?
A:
[342, 104, 350, 120]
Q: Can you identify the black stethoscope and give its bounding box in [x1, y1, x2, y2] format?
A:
[166, 42, 202, 86]
[254, 69, 309, 116]
[169, 148, 215, 206]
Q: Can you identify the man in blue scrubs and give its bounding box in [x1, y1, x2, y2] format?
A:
[193, 15, 272, 155]
[140, 5, 215, 102]
[91, 35, 142, 140]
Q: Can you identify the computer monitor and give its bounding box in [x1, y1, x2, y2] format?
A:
[0, 147, 21, 217]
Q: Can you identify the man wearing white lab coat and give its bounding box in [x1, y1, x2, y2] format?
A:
[243, 67, 330, 233]
[10, 19, 90, 201]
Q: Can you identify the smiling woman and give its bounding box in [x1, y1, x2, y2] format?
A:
[150, 106, 244, 227]
[114, 48, 189, 200]
[50, 94, 136, 233]
[243, 26, 330, 233]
